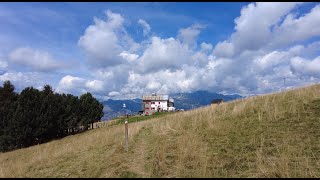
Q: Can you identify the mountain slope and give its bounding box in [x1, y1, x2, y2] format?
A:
[1, 84, 319, 177]
[171, 90, 242, 110]
[102, 98, 142, 120]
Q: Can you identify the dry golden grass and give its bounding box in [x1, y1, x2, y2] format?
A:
[0, 83, 320, 177]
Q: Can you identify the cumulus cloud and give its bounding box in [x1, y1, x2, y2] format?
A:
[272, 4, 320, 48]
[200, 42, 213, 52]
[212, 2, 303, 57]
[138, 19, 151, 36]
[8, 4, 316, 101]
[56, 75, 86, 94]
[78, 13, 124, 67]
[56, 75, 107, 95]
[213, 40, 235, 58]
[290, 56, 320, 78]
[108, 91, 120, 97]
[78, 10, 139, 68]
[57, 75, 104, 95]
[85, 79, 105, 93]
[119, 51, 139, 62]
[92, 64, 131, 91]
[8, 47, 65, 72]
[0, 71, 49, 91]
[192, 51, 210, 67]
[177, 24, 205, 48]
[138, 36, 193, 73]
[119, 69, 197, 97]
[287, 41, 320, 59]
[206, 2, 320, 95]
[254, 51, 290, 71]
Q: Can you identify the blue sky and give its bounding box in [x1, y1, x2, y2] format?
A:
[0, 2, 320, 100]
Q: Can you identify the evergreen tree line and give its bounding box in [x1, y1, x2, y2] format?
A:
[0, 81, 104, 152]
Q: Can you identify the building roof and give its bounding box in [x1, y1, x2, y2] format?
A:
[142, 94, 169, 101]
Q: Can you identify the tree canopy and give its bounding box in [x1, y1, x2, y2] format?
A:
[0, 81, 104, 152]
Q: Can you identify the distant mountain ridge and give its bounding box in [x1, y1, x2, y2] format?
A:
[171, 90, 242, 110]
[102, 98, 142, 120]
[101, 91, 242, 120]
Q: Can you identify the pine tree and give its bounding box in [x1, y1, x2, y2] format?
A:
[79, 92, 104, 130]
[60, 93, 81, 134]
[0, 81, 18, 152]
[12, 87, 42, 148]
[36, 85, 60, 143]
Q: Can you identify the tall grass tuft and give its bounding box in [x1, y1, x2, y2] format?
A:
[1, 84, 320, 177]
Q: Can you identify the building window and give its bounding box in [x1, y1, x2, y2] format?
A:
[159, 102, 160, 104]
[145, 107, 149, 110]
[151, 107, 155, 110]
[151, 102, 155, 104]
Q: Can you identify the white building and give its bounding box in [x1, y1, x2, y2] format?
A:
[142, 93, 175, 115]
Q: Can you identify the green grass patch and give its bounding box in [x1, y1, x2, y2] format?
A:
[117, 112, 174, 124]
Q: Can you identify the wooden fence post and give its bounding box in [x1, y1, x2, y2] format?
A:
[124, 120, 128, 152]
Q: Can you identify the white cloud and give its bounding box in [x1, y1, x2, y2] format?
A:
[92, 64, 131, 90]
[138, 36, 193, 73]
[85, 79, 105, 93]
[8, 47, 64, 72]
[105, 9, 125, 28]
[122, 69, 193, 96]
[272, 5, 320, 48]
[288, 41, 320, 59]
[212, 2, 302, 56]
[192, 51, 210, 67]
[78, 13, 124, 67]
[177, 24, 205, 48]
[0, 71, 49, 91]
[233, 2, 301, 52]
[56, 75, 108, 96]
[78, 10, 139, 68]
[146, 81, 161, 91]
[203, 2, 320, 96]
[57, 75, 106, 95]
[138, 19, 151, 36]
[119, 51, 139, 62]
[290, 56, 320, 77]
[200, 42, 213, 52]
[213, 40, 234, 58]
[56, 75, 86, 94]
[108, 91, 120, 97]
[254, 50, 289, 70]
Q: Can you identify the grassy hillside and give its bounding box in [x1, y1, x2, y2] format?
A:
[1, 84, 320, 177]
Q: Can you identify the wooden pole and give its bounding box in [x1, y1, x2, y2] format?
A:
[124, 120, 128, 152]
